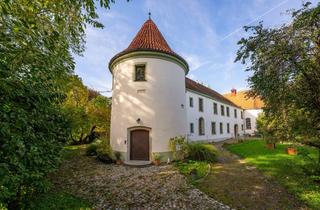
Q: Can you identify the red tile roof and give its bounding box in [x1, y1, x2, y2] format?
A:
[109, 19, 188, 70]
[127, 19, 174, 54]
[186, 77, 241, 108]
[224, 90, 264, 109]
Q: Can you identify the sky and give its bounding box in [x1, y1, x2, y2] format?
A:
[74, 0, 318, 96]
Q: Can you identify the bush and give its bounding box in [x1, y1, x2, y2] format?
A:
[175, 160, 210, 181]
[85, 143, 98, 156]
[169, 136, 188, 160]
[96, 140, 113, 164]
[186, 143, 217, 162]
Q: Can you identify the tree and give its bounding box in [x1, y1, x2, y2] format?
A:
[235, 2, 320, 152]
[0, 1, 114, 208]
[63, 75, 111, 144]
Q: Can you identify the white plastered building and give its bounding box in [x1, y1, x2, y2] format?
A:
[109, 18, 249, 163]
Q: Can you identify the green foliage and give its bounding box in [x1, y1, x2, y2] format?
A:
[298, 147, 320, 177]
[63, 76, 111, 145]
[186, 144, 217, 162]
[0, 0, 113, 208]
[235, 2, 320, 154]
[113, 151, 121, 160]
[152, 153, 161, 161]
[96, 138, 113, 163]
[86, 143, 98, 156]
[175, 160, 210, 181]
[31, 191, 91, 210]
[227, 140, 320, 209]
[169, 136, 188, 160]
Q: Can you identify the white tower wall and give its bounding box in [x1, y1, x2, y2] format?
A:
[110, 57, 187, 160]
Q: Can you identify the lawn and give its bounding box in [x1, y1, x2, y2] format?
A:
[227, 139, 320, 209]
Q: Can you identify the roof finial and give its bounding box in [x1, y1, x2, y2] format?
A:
[148, 10, 151, 20]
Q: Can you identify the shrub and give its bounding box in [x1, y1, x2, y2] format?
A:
[96, 140, 113, 164]
[169, 136, 188, 160]
[114, 151, 121, 160]
[152, 153, 161, 161]
[85, 143, 98, 156]
[186, 143, 217, 162]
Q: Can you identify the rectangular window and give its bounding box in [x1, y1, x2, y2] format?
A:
[190, 123, 194, 133]
[226, 107, 230, 117]
[220, 122, 223, 134]
[227, 123, 230, 133]
[199, 118, 205, 135]
[241, 111, 243, 119]
[241, 124, 244, 131]
[221, 105, 225, 116]
[213, 103, 218, 114]
[199, 98, 203, 112]
[211, 122, 216, 135]
[134, 64, 146, 81]
[234, 109, 237, 118]
[246, 118, 251, 129]
[189, 97, 193, 107]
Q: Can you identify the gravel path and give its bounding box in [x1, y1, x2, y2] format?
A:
[51, 153, 232, 210]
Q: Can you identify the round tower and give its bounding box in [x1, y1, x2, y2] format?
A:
[108, 18, 189, 163]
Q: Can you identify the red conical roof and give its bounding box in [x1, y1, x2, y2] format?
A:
[109, 19, 188, 72]
[126, 19, 174, 54]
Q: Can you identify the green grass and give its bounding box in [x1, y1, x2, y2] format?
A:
[226, 139, 320, 209]
[31, 191, 92, 210]
[30, 145, 92, 210]
[175, 160, 210, 182]
[62, 145, 87, 159]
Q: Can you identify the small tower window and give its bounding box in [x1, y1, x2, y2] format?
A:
[134, 64, 146, 81]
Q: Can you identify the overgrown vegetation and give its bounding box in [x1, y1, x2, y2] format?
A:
[63, 76, 111, 145]
[170, 137, 217, 182]
[227, 140, 320, 209]
[0, 0, 114, 209]
[175, 160, 210, 182]
[186, 143, 217, 162]
[31, 191, 92, 210]
[236, 2, 320, 175]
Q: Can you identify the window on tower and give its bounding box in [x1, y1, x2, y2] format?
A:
[134, 64, 146, 81]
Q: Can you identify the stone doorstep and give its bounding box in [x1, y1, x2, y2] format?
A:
[124, 160, 152, 166]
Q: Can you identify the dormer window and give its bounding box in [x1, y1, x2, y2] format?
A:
[134, 64, 146, 81]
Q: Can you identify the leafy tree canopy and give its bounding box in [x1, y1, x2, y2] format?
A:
[236, 2, 320, 147]
[0, 0, 114, 209]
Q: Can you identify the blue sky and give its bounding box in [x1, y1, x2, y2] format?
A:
[74, 0, 318, 96]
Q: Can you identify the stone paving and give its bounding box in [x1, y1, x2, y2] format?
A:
[51, 154, 232, 210]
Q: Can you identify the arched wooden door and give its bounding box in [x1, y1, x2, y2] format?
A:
[130, 129, 149, 161]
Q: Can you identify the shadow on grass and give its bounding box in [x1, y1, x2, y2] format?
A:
[226, 140, 320, 209]
[31, 191, 92, 210]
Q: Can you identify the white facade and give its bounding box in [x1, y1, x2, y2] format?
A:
[110, 57, 187, 161]
[109, 18, 250, 163]
[186, 90, 245, 142]
[244, 109, 263, 135]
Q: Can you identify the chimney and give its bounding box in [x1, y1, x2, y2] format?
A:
[231, 88, 237, 96]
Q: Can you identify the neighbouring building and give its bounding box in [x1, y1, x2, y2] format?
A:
[224, 89, 264, 136]
[109, 18, 246, 164]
